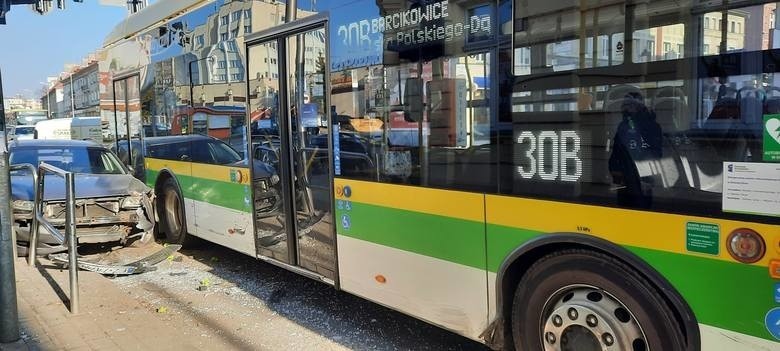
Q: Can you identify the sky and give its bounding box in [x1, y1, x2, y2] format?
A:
[0, 2, 129, 99]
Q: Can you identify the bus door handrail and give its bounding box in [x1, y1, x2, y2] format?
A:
[25, 162, 80, 314]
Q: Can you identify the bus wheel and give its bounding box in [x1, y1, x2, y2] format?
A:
[160, 177, 188, 245]
[511, 249, 685, 351]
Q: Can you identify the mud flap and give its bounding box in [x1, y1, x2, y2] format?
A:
[48, 244, 182, 275]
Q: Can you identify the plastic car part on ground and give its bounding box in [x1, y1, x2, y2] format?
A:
[48, 244, 182, 275]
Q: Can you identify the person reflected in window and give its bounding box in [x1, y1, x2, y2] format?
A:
[608, 92, 662, 208]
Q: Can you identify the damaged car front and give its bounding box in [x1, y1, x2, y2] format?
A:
[9, 140, 155, 255]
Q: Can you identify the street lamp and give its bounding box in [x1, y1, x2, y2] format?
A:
[187, 55, 215, 107]
[69, 72, 75, 118]
[39, 82, 51, 119]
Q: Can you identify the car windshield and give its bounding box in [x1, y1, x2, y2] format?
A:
[14, 126, 34, 135]
[10, 146, 126, 175]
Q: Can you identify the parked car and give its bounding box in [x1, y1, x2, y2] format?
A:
[9, 139, 155, 255]
[11, 125, 36, 140]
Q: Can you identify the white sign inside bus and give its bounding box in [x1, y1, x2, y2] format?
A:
[515, 130, 583, 182]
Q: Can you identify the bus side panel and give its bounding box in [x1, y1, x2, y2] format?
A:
[334, 178, 489, 340]
[485, 194, 780, 347]
[189, 163, 255, 257]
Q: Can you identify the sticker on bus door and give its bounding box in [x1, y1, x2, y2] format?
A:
[333, 124, 341, 175]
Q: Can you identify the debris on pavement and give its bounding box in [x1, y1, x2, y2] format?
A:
[48, 244, 182, 275]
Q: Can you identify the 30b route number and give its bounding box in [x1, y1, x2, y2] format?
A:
[516, 130, 582, 182]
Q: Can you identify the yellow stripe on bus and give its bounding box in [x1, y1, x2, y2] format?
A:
[334, 178, 484, 222]
[486, 194, 780, 266]
[145, 158, 189, 175]
[332, 179, 779, 266]
[145, 158, 251, 185]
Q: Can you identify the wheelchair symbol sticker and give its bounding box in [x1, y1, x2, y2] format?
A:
[766, 307, 780, 340]
[345, 201, 352, 211]
[341, 214, 351, 230]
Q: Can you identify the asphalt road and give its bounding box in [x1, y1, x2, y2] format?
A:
[100, 242, 491, 351]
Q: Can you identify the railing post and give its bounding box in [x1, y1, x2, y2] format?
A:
[28, 165, 43, 267]
[0, 138, 20, 343]
[64, 172, 79, 314]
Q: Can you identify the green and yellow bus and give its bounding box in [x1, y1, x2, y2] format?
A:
[101, 0, 780, 349]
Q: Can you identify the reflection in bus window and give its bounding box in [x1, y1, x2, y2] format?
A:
[508, 0, 780, 219]
[514, 2, 624, 76]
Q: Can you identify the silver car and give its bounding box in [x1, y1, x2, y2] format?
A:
[9, 139, 155, 255]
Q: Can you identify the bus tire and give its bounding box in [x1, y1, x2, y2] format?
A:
[159, 177, 189, 245]
[511, 249, 686, 351]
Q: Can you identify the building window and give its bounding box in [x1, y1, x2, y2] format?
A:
[196, 35, 205, 47]
[226, 41, 238, 52]
[220, 15, 228, 26]
[217, 61, 227, 69]
[704, 17, 710, 29]
[214, 74, 227, 81]
[230, 60, 241, 68]
[730, 20, 735, 32]
[737, 22, 741, 33]
[230, 28, 239, 39]
[220, 32, 228, 41]
[270, 58, 277, 64]
[243, 9, 250, 19]
[244, 24, 252, 33]
[703, 43, 710, 54]
[230, 73, 242, 81]
[231, 11, 241, 21]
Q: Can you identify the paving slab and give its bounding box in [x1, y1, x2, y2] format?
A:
[1, 257, 203, 351]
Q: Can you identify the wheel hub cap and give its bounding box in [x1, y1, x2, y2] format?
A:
[542, 285, 648, 351]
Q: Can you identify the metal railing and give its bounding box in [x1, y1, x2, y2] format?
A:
[18, 162, 80, 314]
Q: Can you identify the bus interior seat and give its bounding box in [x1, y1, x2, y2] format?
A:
[652, 86, 686, 101]
[764, 86, 780, 114]
[738, 86, 764, 127]
[707, 85, 739, 120]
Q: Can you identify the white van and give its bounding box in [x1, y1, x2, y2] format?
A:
[34, 117, 102, 143]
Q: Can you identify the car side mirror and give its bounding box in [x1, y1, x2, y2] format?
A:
[126, 165, 135, 174]
[180, 155, 190, 161]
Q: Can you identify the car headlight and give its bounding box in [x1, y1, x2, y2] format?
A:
[12, 200, 34, 212]
[121, 195, 143, 209]
[270, 174, 280, 185]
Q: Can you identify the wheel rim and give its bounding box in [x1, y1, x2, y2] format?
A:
[164, 188, 182, 237]
[540, 284, 648, 351]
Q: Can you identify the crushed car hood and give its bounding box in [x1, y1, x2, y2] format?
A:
[11, 173, 151, 202]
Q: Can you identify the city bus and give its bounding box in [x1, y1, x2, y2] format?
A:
[100, 0, 780, 349]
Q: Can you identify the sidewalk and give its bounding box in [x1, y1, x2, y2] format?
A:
[1, 257, 202, 351]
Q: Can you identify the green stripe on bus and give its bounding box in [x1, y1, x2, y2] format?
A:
[487, 223, 775, 342]
[335, 202, 486, 270]
[341, 201, 774, 342]
[629, 245, 771, 341]
[146, 169, 250, 213]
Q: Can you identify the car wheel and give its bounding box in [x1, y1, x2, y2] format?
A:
[159, 177, 188, 245]
[511, 249, 686, 351]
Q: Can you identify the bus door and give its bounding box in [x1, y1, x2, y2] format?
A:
[246, 15, 336, 283]
[112, 75, 145, 181]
